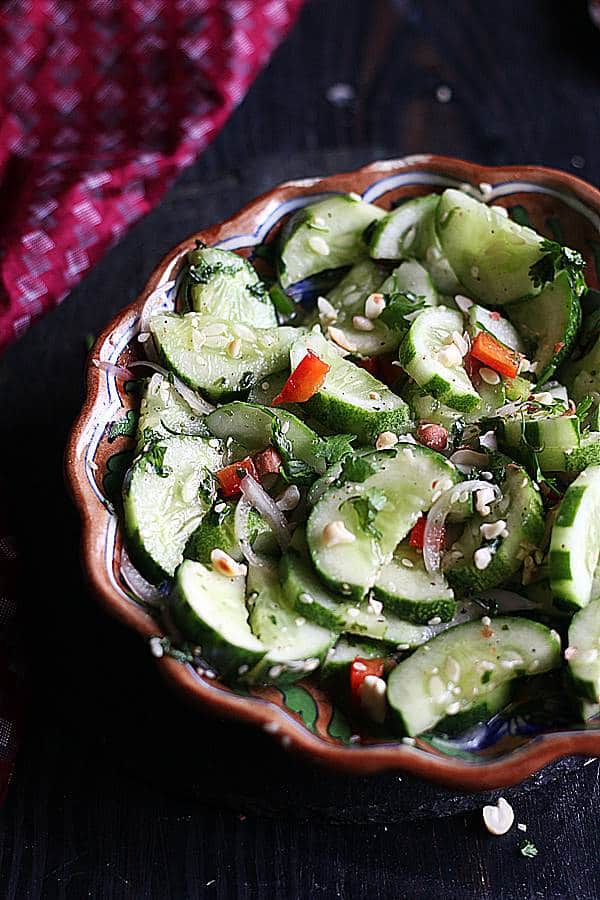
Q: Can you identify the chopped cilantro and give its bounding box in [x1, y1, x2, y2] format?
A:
[139, 444, 170, 477]
[340, 455, 375, 484]
[529, 239, 585, 293]
[379, 291, 426, 331]
[519, 839, 538, 858]
[346, 488, 387, 539]
[108, 410, 138, 442]
[575, 394, 594, 423]
[313, 434, 355, 468]
[272, 419, 317, 485]
[269, 284, 295, 316]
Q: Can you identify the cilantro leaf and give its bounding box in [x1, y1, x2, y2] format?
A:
[108, 410, 138, 443]
[272, 419, 317, 485]
[575, 394, 594, 422]
[340, 455, 375, 484]
[529, 239, 585, 293]
[139, 444, 170, 477]
[313, 434, 356, 468]
[379, 291, 427, 331]
[346, 488, 387, 539]
[519, 839, 538, 859]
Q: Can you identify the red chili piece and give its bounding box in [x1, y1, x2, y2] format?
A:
[272, 351, 330, 406]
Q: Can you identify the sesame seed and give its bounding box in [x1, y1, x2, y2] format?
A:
[401, 558, 414, 568]
[479, 367, 501, 385]
[299, 592, 314, 604]
[308, 235, 330, 256]
[402, 737, 416, 746]
[353, 315, 375, 332]
[149, 637, 164, 658]
[428, 616, 442, 626]
[445, 701, 461, 715]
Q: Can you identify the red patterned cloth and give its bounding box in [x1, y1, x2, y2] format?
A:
[0, 0, 303, 352]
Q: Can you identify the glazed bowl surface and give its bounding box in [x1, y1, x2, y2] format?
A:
[66, 155, 600, 790]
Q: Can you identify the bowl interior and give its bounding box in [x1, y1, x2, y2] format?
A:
[70, 158, 600, 785]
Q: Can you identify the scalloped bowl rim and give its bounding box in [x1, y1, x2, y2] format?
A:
[65, 155, 600, 790]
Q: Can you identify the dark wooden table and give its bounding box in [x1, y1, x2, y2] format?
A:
[2, 1, 600, 896]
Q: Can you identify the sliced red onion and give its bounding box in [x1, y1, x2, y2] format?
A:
[93, 359, 132, 380]
[276, 485, 301, 511]
[495, 399, 525, 418]
[423, 479, 501, 575]
[449, 449, 490, 473]
[240, 474, 291, 550]
[234, 496, 273, 568]
[128, 360, 214, 414]
[121, 548, 165, 607]
[139, 279, 176, 335]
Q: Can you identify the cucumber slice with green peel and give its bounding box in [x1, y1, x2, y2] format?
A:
[416, 201, 463, 295]
[499, 413, 582, 473]
[319, 260, 396, 358]
[279, 547, 432, 646]
[468, 304, 526, 354]
[566, 599, 600, 703]
[433, 683, 512, 736]
[399, 306, 480, 412]
[506, 271, 582, 385]
[171, 559, 265, 677]
[136, 373, 209, 451]
[307, 444, 461, 600]
[368, 194, 438, 260]
[246, 564, 335, 685]
[321, 635, 389, 682]
[184, 500, 269, 565]
[206, 401, 325, 479]
[379, 260, 439, 307]
[150, 312, 302, 400]
[405, 377, 505, 432]
[447, 456, 545, 595]
[549, 465, 600, 609]
[123, 436, 223, 583]
[562, 334, 600, 402]
[182, 246, 277, 328]
[289, 330, 411, 443]
[373, 546, 456, 624]
[564, 433, 600, 474]
[386, 616, 561, 736]
[436, 189, 544, 305]
[277, 194, 385, 289]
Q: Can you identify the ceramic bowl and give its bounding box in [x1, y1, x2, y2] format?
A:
[66, 155, 600, 790]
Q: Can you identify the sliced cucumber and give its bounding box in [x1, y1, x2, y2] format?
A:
[321, 635, 388, 682]
[289, 330, 410, 443]
[373, 545, 456, 624]
[379, 260, 439, 306]
[564, 433, 600, 474]
[123, 436, 222, 583]
[386, 617, 561, 736]
[279, 546, 431, 646]
[171, 559, 264, 677]
[246, 564, 335, 684]
[278, 195, 385, 289]
[206, 401, 324, 480]
[562, 333, 600, 402]
[405, 376, 505, 432]
[368, 194, 438, 260]
[499, 413, 582, 473]
[416, 200, 463, 294]
[136, 373, 209, 452]
[434, 683, 512, 736]
[182, 246, 277, 328]
[184, 500, 268, 565]
[436, 189, 544, 305]
[150, 312, 302, 400]
[307, 444, 461, 599]
[447, 456, 544, 594]
[468, 304, 526, 354]
[567, 599, 600, 703]
[399, 306, 480, 412]
[506, 271, 582, 384]
[549, 465, 600, 609]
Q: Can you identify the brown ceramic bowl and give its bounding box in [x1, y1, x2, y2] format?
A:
[66, 155, 600, 790]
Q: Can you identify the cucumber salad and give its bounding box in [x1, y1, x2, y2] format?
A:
[116, 187, 600, 740]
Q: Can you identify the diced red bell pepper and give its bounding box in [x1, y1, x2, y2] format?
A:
[350, 657, 386, 701]
[409, 514, 446, 553]
[272, 351, 330, 406]
[416, 423, 448, 451]
[216, 457, 258, 498]
[253, 447, 282, 477]
[470, 331, 521, 379]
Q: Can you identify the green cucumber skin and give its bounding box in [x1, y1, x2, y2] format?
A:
[564, 436, 600, 474]
[567, 599, 600, 704]
[373, 548, 456, 625]
[301, 391, 411, 444]
[433, 683, 512, 736]
[447, 457, 545, 595]
[279, 549, 348, 630]
[122, 472, 169, 586]
[184, 502, 267, 566]
[368, 194, 438, 260]
[373, 585, 456, 625]
[386, 617, 561, 737]
[549, 465, 600, 610]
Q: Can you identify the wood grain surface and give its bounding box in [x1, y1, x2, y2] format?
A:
[1, 0, 600, 896]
